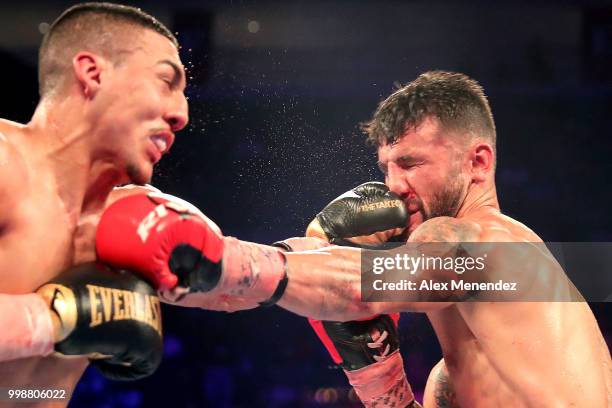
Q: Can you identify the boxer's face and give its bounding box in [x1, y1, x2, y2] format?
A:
[377, 117, 470, 234]
[91, 29, 189, 184]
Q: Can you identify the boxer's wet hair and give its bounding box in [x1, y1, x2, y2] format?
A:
[38, 2, 178, 97]
[362, 71, 496, 147]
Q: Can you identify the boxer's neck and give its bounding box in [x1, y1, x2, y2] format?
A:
[455, 180, 499, 219]
[28, 97, 122, 217]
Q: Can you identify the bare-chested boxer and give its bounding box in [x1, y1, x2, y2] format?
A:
[0, 3, 187, 406]
[97, 71, 611, 407]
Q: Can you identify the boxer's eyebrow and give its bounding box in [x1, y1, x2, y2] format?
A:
[378, 155, 419, 173]
[396, 155, 419, 167]
[157, 59, 186, 88]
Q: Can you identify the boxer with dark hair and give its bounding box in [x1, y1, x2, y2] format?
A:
[98, 71, 611, 407]
[0, 2, 187, 405]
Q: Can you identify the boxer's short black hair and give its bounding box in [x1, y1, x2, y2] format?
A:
[38, 2, 178, 97]
[362, 71, 496, 147]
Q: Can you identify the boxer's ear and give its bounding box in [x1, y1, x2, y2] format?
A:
[468, 142, 494, 183]
[72, 51, 105, 99]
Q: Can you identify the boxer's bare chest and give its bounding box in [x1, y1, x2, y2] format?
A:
[427, 305, 520, 406]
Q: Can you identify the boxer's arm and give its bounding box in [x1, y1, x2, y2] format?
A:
[423, 359, 459, 408]
[278, 246, 415, 320]
[277, 217, 482, 321]
[0, 293, 54, 361]
[96, 192, 484, 318]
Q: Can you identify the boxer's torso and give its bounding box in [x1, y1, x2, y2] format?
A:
[0, 124, 91, 407]
[426, 211, 612, 407]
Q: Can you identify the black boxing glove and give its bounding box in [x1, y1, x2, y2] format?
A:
[309, 314, 401, 371]
[36, 263, 163, 381]
[308, 314, 415, 407]
[307, 181, 408, 247]
[304, 183, 416, 407]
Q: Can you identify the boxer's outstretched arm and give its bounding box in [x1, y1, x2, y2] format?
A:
[278, 246, 440, 321]
[97, 191, 503, 319]
[277, 217, 481, 321]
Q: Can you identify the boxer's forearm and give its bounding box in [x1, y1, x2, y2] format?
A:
[278, 246, 371, 321]
[278, 246, 434, 320]
[171, 239, 446, 316]
[275, 216, 491, 319]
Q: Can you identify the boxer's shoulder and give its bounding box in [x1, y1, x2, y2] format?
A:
[408, 216, 482, 243]
[0, 118, 26, 135]
[0, 121, 27, 160]
[479, 212, 542, 243]
[0, 119, 27, 153]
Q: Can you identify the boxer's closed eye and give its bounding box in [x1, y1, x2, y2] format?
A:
[377, 162, 388, 175]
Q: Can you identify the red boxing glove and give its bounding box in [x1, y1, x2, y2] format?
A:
[96, 192, 288, 310]
[96, 192, 223, 291]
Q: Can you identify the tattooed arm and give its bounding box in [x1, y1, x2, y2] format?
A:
[277, 216, 484, 321]
[423, 359, 460, 408]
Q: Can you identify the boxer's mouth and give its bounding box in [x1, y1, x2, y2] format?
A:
[150, 132, 174, 155]
[404, 200, 421, 214]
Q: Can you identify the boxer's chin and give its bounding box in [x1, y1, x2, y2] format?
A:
[126, 163, 152, 185]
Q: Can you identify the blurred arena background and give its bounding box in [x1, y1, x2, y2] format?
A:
[0, 1, 611, 406]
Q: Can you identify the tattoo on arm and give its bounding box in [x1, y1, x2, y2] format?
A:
[407, 217, 484, 302]
[434, 367, 460, 408]
[409, 217, 480, 243]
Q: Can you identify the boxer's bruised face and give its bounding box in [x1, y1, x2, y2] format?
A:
[89, 29, 188, 184]
[377, 117, 470, 234]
